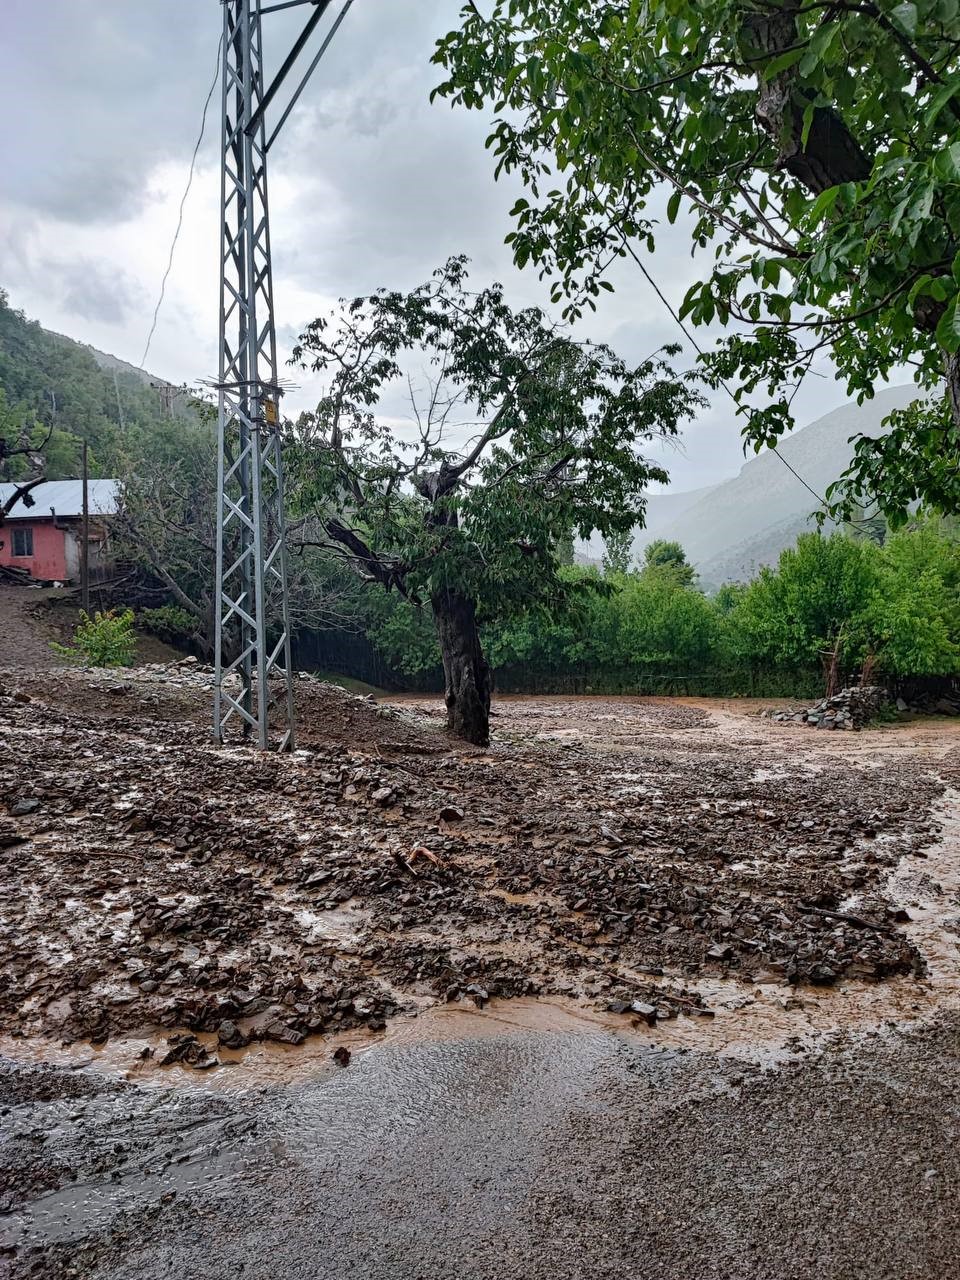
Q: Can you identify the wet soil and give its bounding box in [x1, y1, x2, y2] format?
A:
[3, 670, 960, 1276]
[0, 672, 948, 1063]
[3, 1014, 959, 1280]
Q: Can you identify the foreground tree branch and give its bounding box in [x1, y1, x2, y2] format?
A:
[433, 0, 960, 524]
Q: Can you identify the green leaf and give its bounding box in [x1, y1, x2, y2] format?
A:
[808, 186, 840, 223]
[762, 46, 804, 80]
[908, 274, 934, 307]
[935, 143, 960, 183]
[890, 2, 918, 36]
[800, 103, 816, 150]
[935, 296, 960, 353]
[924, 80, 960, 127]
[666, 190, 681, 224]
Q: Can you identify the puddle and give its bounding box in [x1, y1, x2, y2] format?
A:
[750, 767, 788, 783]
[288, 902, 369, 945]
[3, 792, 959, 1093]
[0, 1138, 242, 1249]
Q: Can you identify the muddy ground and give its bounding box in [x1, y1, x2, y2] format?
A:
[2, 665, 960, 1277]
[0, 668, 948, 1056]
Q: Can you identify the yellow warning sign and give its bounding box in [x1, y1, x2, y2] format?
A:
[263, 399, 278, 426]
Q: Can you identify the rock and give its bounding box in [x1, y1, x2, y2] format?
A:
[707, 943, 733, 962]
[768, 685, 890, 731]
[159, 1034, 208, 1067]
[629, 1001, 658, 1026]
[370, 786, 394, 806]
[217, 1019, 248, 1049]
[265, 1021, 305, 1046]
[896, 697, 909, 711]
[333, 1045, 351, 1067]
[10, 798, 40, 816]
[439, 805, 465, 822]
[607, 1000, 631, 1015]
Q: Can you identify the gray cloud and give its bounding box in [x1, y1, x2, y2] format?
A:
[53, 258, 145, 327]
[2, 0, 221, 224]
[0, 0, 866, 492]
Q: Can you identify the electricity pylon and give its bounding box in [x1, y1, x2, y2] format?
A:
[213, 0, 351, 750]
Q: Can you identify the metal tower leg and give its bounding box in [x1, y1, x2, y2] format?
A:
[214, 0, 295, 750]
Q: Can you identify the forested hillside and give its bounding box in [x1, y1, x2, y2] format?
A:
[4, 290, 960, 703]
[0, 289, 196, 481]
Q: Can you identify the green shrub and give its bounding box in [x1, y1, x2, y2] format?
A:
[138, 604, 197, 643]
[53, 609, 137, 668]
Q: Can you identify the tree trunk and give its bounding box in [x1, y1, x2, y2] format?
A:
[744, 3, 960, 432]
[744, 6, 872, 195]
[431, 586, 492, 746]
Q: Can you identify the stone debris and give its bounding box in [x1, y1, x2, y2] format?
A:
[0, 669, 943, 1059]
[763, 685, 890, 730]
[766, 685, 960, 730]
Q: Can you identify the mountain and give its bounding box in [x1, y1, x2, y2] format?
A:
[578, 482, 720, 566]
[0, 290, 198, 479]
[584, 384, 921, 586]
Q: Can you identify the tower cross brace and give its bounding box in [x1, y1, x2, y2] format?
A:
[213, 0, 347, 750]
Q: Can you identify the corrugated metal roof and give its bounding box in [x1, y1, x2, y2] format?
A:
[0, 479, 121, 520]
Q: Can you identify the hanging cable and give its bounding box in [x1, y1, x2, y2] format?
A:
[139, 34, 223, 371]
[622, 240, 831, 510]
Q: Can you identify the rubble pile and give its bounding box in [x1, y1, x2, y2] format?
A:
[764, 685, 890, 730]
[895, 691, 960, 716]
[0, 671, 943, 1060]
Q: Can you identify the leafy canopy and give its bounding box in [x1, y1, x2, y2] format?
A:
[433, 0, 960, 524]
[729, 531, 880, 671]
[290, 256, 702, 621]
[643, 537, 696, 585]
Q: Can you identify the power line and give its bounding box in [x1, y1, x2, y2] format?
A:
[139, 34, 223, 372]
[622, 241, 830, 510]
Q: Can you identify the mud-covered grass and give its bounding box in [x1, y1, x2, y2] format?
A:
[0, 668, 946, 1060]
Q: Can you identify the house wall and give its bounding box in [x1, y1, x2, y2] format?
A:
[0, 519, 68, 581]
[64, 527, 80, 579]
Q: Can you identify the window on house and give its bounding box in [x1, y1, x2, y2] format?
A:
[11, 527, 33, 558]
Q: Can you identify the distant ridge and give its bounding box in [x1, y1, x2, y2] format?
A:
[45, 328, 175, 390]
[583, 384, 921, 585]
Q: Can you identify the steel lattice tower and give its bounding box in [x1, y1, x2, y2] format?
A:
[213, 0, 351, 750]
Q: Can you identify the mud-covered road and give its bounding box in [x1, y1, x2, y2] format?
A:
[2, 668, 960, 1277]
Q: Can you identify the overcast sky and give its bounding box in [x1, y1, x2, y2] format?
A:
[0, 0, 882, 491]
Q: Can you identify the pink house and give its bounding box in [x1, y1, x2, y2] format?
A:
[0, 480, 120, 584]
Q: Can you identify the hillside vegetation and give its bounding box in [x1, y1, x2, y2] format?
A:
[3, 291, 960, 702]
[0, 289, 197, 483]
[580, 385, 919, 587]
